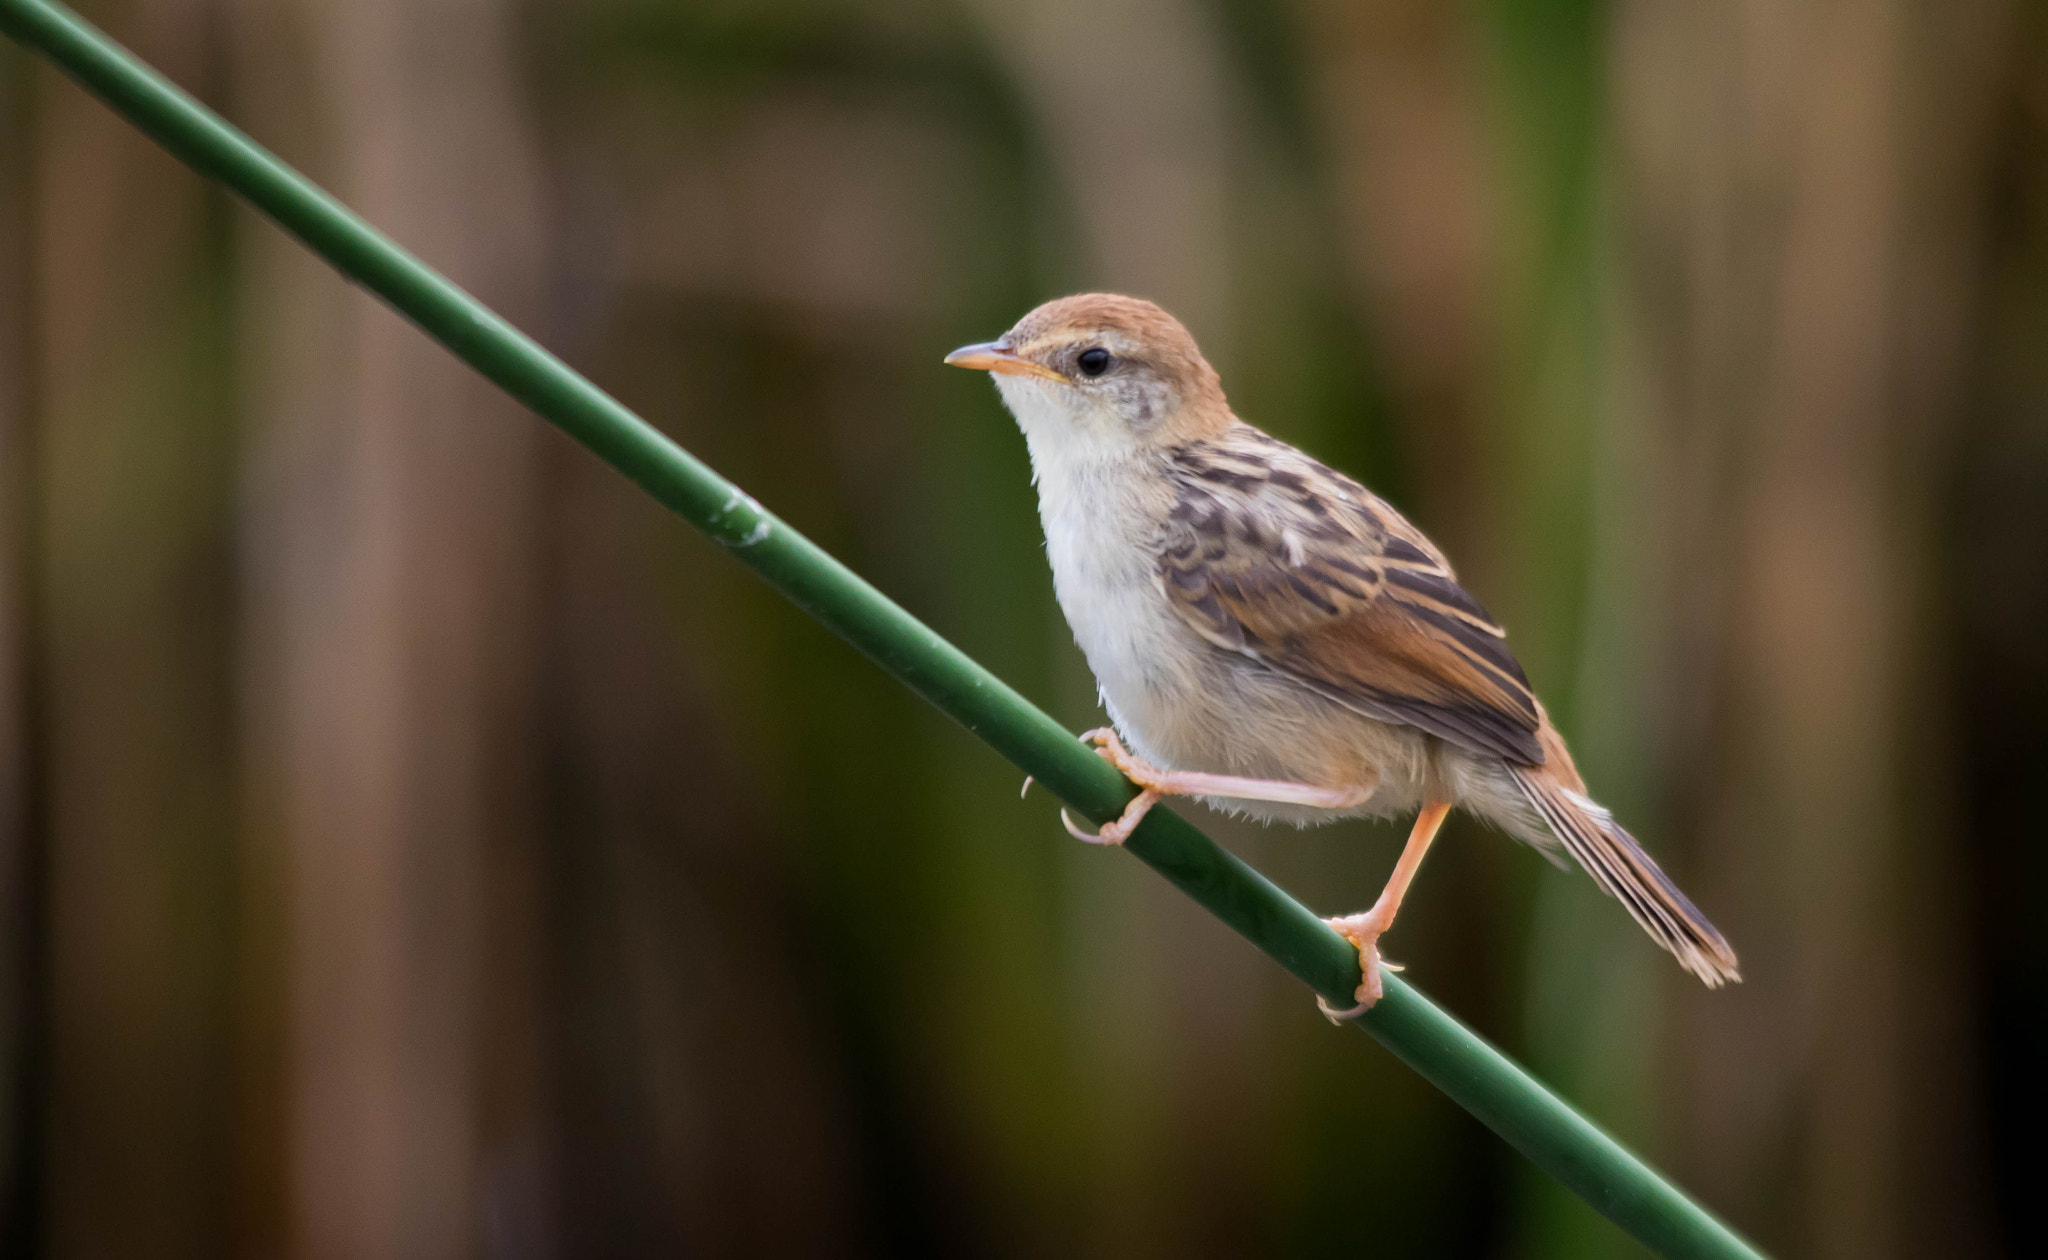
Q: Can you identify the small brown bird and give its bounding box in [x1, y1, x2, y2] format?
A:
[947, 294, 1738, 1014]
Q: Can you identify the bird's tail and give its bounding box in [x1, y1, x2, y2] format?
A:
[1510, 764, 1741, 988]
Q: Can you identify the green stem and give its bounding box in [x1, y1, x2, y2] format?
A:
[0, 2, 1763, 1256]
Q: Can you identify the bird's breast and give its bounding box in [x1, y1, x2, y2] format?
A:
[1031, 453, 1226, 769]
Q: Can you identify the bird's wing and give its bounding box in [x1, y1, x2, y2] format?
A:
[1157, 430, 1544, 765]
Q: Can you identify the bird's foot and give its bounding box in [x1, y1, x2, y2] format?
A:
[1077, 727, 1157, 782]
[1315, 909, 1398, 1021]
[1059, 791, 1160, 847]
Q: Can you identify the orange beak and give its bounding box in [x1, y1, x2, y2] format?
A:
[943, 341, 1065, 383]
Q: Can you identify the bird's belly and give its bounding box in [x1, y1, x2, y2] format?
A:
[1055, 569, 1198, 751]
[1049, 537, 1221, 759]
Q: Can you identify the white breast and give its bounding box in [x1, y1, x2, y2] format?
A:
[1023, 434, 1214, 767]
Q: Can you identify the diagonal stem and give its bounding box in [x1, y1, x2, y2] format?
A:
[0, 3, 1766, 1257]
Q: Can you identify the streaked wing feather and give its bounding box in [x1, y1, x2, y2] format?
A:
[1160, 430, 1544, 765]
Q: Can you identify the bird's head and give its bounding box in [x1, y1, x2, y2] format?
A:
[945, 294, 1231, 458]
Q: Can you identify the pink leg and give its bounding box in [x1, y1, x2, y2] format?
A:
[1318, 800, 1451, 1020]
[1063, 728, 1374, 846]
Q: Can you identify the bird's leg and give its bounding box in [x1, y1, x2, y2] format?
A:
[1318, 800, 1452, 1020]
[1063, 728, 1375, 846]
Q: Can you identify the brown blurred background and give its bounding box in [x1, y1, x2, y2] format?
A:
[0, 0, 2043, 1256]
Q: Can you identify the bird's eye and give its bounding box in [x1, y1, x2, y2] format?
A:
[1076, 347, 1113, 378]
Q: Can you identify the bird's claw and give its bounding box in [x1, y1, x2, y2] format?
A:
[1318, 993, 1373, 1024]
[1317, 913, 1397, 1019]
[1315, 958, 1404, 1024]
[1078, 727, 1138, 773]
[1061, 778, 1163, 847]
[1061, 807, 1126, 846]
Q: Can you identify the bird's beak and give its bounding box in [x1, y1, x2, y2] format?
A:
[943, 341, 1064, 383]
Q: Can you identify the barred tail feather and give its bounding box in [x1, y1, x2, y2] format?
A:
[1511, 767, 1740, 987]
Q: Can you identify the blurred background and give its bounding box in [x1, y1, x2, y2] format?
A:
[0, 0, 2042, 1256]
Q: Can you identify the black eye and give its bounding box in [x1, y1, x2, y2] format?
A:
[1076, 347, 1113, 378]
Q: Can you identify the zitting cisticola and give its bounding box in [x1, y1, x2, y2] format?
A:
[946, 294, 1738, 1013]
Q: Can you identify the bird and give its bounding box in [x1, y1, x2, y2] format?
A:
[944, 293, 1739, 1015]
